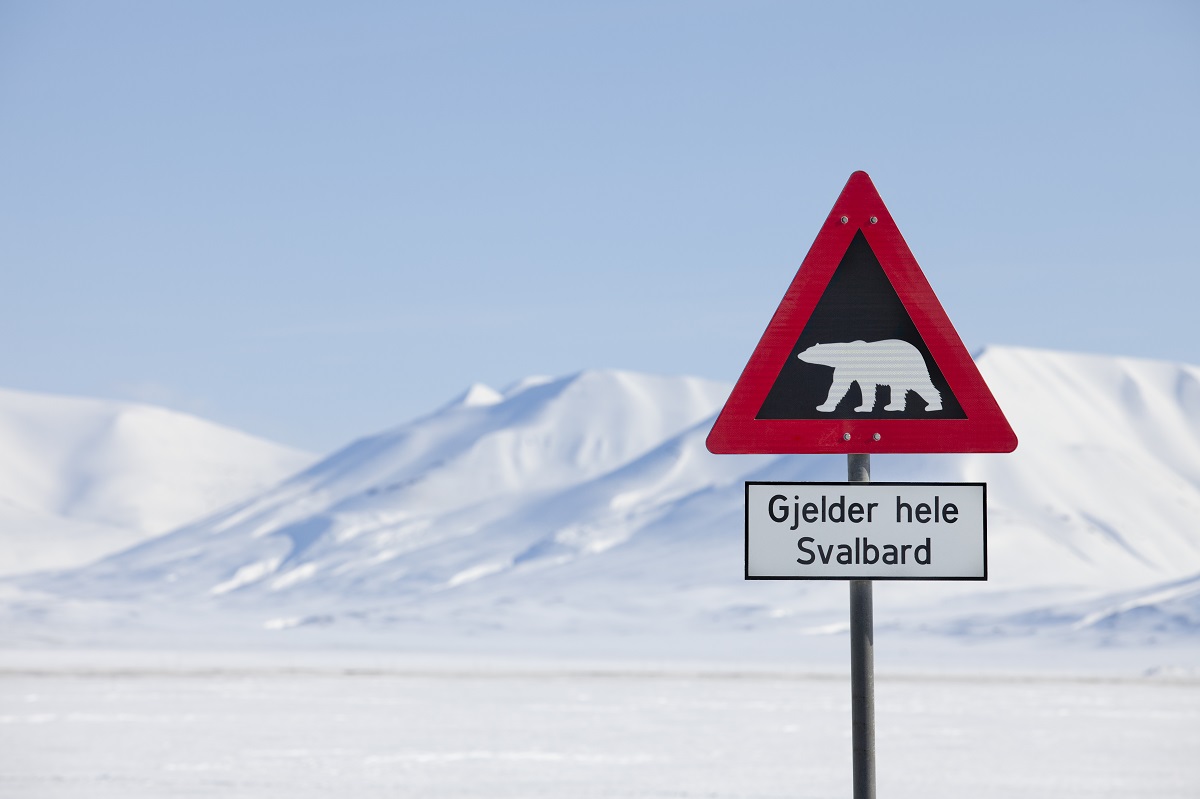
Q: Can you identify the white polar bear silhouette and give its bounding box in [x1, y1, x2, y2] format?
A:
[797, 339, 942, 413]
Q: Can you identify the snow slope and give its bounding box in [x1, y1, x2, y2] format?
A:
[0, 387, 315, 575]
[36, 370, 730, 600]
[13, 348, 1200, 651]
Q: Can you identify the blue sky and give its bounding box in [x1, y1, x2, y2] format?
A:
[2, 1, 1197, 452]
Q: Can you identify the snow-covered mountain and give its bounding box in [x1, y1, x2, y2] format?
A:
[35, 371, 732, 599]
[16, 347, 1200, 651]
[0, 387, 315, 576]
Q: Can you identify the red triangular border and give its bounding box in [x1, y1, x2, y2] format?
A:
[707, 171, 1017, 454]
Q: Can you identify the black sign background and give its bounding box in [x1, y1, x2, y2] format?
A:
[756, 231, 966, 420]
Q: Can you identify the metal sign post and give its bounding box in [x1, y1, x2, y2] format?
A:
[706, 172, 1016, 797]
[848, 453, 875, 799]
[742, 470, 987, 796]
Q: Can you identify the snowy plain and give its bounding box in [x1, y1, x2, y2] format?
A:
[2, 653, 1197, 799]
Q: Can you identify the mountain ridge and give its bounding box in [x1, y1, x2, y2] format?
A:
[9, 347, 1200, 653]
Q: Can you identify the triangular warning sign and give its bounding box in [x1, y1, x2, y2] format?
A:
[707, 171, 1017, 454]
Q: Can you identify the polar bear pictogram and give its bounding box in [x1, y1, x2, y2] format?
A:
[797, 339, 942, 413]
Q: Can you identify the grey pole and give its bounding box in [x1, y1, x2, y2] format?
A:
[848, 453, 875, 799]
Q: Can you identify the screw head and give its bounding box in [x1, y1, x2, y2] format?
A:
[842, 433, 851, 441]
[839, 215, 849, 224]
[873, 433, 881, 441]
[869, 216, 878, 224]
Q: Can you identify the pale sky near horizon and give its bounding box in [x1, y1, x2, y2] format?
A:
[2, 1, 1197, 452]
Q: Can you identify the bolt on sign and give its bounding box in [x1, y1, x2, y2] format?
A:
[706, 171, 1017, 455]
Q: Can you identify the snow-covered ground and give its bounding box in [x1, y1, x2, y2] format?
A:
[1, 653, 1196, 798]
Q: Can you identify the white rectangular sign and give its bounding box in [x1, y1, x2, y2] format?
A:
[746, 482, 986, 580]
